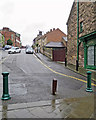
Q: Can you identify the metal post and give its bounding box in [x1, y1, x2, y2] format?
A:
[86, 71, 93, 92]
[76, 60, 79, 71]
[52, 78, 57, 95]
[76, 0, 79, 71]
[1, 72, 11, 100]
[65, 57, 67, 66]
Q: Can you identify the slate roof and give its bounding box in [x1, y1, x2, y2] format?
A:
[45, 42, 65, 48]
[62, 37, 67, 41]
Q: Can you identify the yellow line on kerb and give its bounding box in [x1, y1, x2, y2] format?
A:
[37, 58, 96, 87]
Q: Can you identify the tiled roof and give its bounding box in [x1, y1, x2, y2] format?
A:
[45, 42, 65, 48]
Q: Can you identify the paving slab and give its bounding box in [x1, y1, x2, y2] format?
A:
[0, 95, 94, 119]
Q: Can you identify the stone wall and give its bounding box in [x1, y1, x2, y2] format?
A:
[79, 2, 96, 37]
[67, 2, 96, 66]
[67, 2, 77, 65]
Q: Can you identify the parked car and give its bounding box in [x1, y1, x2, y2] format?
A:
[25, 47, 34, 54]
[8, 47, 21, 54]
[4, 45, 12, 50]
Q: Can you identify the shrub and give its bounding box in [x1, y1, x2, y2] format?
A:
[7, 39, 13, 45]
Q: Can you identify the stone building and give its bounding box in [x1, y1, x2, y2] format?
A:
[67, 1, 96, 70]
[33, 28, 67, 61]
[0, 27, 21, 47]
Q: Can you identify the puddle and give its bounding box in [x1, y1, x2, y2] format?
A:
[2, 101, 8, 119]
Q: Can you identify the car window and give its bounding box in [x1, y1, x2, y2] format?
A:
[29, 47, 33, 50]
[11, 47, 15, 50]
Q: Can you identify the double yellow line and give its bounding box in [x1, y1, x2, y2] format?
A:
[36, 56, 96, 87]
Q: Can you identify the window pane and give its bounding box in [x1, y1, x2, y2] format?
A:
[80, 22, 83, 33]
[87, 46, 94, 66]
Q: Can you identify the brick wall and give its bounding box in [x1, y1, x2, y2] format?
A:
[1, 30, 16, 46]
[16, 36, 21, 47]
[67, 2, 96, 66]
[0, 27, 21, 47]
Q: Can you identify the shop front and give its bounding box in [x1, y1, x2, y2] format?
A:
[80, 31, 96, 70]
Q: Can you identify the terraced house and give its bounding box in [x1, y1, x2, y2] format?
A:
[67, 1, 96, 70]
[0, 27, 21, 47]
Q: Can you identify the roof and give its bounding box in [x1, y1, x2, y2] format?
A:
[45, 42, 65, 48]
[0, 27, 20, 36]
[62, 37, 67, 41]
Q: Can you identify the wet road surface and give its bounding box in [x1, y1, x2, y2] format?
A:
[0, 49, 95, 105]
[0, 49, 95, 118]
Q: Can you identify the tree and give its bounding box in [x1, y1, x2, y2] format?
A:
[7, 39, 13, 45]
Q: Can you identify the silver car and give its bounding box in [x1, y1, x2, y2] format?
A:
[25, 47, 34, 54]
[8, 47, 21, 54]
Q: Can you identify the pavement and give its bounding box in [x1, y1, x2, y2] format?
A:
[0, 95, 94, 119]
[0, 51, 95, 119]
[35, 52, 96, 82]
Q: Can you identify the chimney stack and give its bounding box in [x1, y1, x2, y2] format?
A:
[3, 27, 9, 31]
[39, 31, 42, 35]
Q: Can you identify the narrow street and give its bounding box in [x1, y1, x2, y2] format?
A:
[0, 49, 95, 105]
[0, 49, 95, 118]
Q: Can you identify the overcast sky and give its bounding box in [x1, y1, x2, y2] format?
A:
[0, 0, 74, 46]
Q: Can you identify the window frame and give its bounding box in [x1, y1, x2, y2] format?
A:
[80, 21, 83, 33]
[87, 45, 96, 66]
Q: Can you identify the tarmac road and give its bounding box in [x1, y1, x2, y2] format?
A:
[0, 49, 95, 105]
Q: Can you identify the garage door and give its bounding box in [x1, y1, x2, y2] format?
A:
[52, 48, 65, 62]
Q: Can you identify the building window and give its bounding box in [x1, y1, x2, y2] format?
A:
[87, 45, 96, 66]
[11, 34, 14, 40]
[80, 21, 83, 33]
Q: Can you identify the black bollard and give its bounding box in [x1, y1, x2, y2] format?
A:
[76, 60, 79, 71]
[65, 57, 67, 66]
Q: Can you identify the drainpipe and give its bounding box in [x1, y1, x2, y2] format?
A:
[76, 0, 79, 71]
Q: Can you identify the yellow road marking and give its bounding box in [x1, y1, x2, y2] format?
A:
[36, 56, 96, 87]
